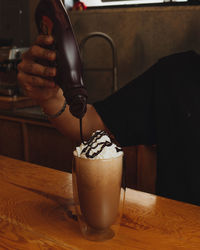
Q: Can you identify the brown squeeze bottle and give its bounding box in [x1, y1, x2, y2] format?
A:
[35, 0, 87, 119]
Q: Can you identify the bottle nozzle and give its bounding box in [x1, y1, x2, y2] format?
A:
[69, 95, 87, 119]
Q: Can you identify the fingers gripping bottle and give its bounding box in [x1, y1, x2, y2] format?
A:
[35, 0, 87, 119]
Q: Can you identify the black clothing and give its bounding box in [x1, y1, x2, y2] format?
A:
[94, 51, 200, 206]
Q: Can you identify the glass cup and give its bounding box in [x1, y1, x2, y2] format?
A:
[72, 154, 125, 241]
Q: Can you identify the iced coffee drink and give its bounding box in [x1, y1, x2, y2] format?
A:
[72, 130, 124, 241]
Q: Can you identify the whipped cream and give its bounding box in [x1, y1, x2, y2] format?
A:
[74, 130, 123, 159]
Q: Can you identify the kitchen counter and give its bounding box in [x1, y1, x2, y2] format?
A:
[0, 105, 46, 122]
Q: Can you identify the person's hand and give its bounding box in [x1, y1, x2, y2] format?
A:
[17, 35, 60, 105]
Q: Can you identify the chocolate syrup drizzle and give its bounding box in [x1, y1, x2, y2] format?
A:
[80, 118, 84, 143]
[79, 129, 122, 159]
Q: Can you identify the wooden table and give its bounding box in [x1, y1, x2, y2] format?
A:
[0, 155, 199, 249]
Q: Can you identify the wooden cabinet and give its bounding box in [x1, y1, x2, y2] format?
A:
[123, 145, 157, 194]
[27, 124, 75, 172]
[0, 114, 75, 172]
[0, 118, 24, 159]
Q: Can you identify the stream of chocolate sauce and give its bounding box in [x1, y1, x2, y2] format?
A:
[80, 118, 84, 143]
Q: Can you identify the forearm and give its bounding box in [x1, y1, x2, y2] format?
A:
[39, 89, 107, 143]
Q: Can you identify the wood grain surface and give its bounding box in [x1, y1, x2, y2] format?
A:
[0, 155, 199, 249]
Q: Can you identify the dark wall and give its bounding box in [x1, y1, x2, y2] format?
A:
[69, 6, 200, 102]
[0, 0, 30, 47]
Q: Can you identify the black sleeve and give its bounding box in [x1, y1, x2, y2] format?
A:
[93, 63, 157, 147]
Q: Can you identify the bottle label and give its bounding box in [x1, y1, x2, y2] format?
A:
[40, 16, 53, 35]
